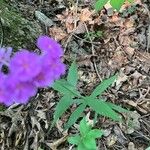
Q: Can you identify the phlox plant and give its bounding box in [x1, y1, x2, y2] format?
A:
[68, 117, 103, 150]
[51, 61, 128, 130]
[95, 0, 134, 12]
[0, 36, 65, 106]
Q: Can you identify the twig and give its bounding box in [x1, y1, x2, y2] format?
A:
[72, 33, 102, 45]
[0, 18, 4, 48]
[49, 134, 68, 150]
[142, 4, 150, 52]
[83, 22, 102, 81]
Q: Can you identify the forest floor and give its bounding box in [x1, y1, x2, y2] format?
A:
[0, 0, 150, 150]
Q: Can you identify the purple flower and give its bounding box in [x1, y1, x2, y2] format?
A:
[41, 54, 66, 80]
[0, 47, 12, 70]
[9, 50, 41, 81]
[33, 67, 54, 88]
[6, 74, 37, 104]
[37, 35, 63, 58]
[0, 36, 66, 106]
[0, 73, 13, 106]
[33, 55, 65, 88]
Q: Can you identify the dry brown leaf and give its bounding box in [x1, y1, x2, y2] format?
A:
[74, 22, 86, 34]
[123, 18, 134, 28]
[79, 8, 92, 22]
[109, 50, 128, 69]
[116, 71, 128, 89]
[124, 46, 135, 56]
[49, 27, 67, 40]
[119, 35, 132, 46]
[56, 9, 78, 33]
[65, 14, 75, 33]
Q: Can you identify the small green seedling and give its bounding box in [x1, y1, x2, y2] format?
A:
[68, 117, 103, 150]
[50, 61, 128, 130]
[120, 4, 137, 17]
[84, 31, 103, 40]
[95, 0, 134, 12]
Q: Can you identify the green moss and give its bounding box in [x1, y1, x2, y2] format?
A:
[0, 0, 42, 50]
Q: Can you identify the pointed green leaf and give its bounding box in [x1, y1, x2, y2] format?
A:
[52, 79, 81, 97]
[80, 117, 91, 136]
[64, 103, 86, 130]
[86, 97, 121, 121]
[83, 137, 96, 150]
[107, 102, 129, 113]
[87, 129, 103, 139]
[68, 134, 81, 145]
[67, 61, 78, 87]
[90, 75, 117, 98]
[110, 0, 125, 11]
[95, 0, 109, 11]
[78, 143, 87, 150]
[52, 95, 73, 127]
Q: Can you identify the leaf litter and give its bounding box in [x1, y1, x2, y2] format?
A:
[0, 0, 150, 149]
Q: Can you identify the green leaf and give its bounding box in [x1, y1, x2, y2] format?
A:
[64, 103, 86, 130]
[51, 95, 73, 127]
[52, 79, 81, 97]
[95, 0, 109, 11]
[145, 147, 150, 150]
[80, 117, 91, 137]
[78, 143, 87, 150]
[68, 134, 81, 145]
[107, 102, 129, 113]
[86, 97, 121, 121]
[73, 99, 84, 105]
[83, 137, 96, 150]
[90, 75, 117, 98]
[67, 61, 78, 87]
[110, 0, 125, 11]
[87, 129, 103, 139]
[127, 0, 134, 2]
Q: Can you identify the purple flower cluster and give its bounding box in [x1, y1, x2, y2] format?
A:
[0, 36, 66, 106]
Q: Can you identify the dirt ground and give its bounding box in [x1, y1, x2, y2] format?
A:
[0, 0, 150, 150]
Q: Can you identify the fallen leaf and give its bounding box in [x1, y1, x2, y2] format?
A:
[124, 46, 135, 56]
[49, 27, 67, 40]
[74, 22, 86, 34]
[79, 8, 92, 22]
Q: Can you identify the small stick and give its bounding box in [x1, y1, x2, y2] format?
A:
[83, 22, 102, 81]
[0, 18, 4, 48]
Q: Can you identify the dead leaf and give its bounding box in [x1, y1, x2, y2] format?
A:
[49, 27, 67, 40]
[124, 46, 135, 56]
[106, 134, 117, 147]
[108, 50, 128, 69]
[74, 22, 86, 34]
[79, 8, 92, 22]
[116, 71, 128, 90]
[123, 18, 134, 28]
